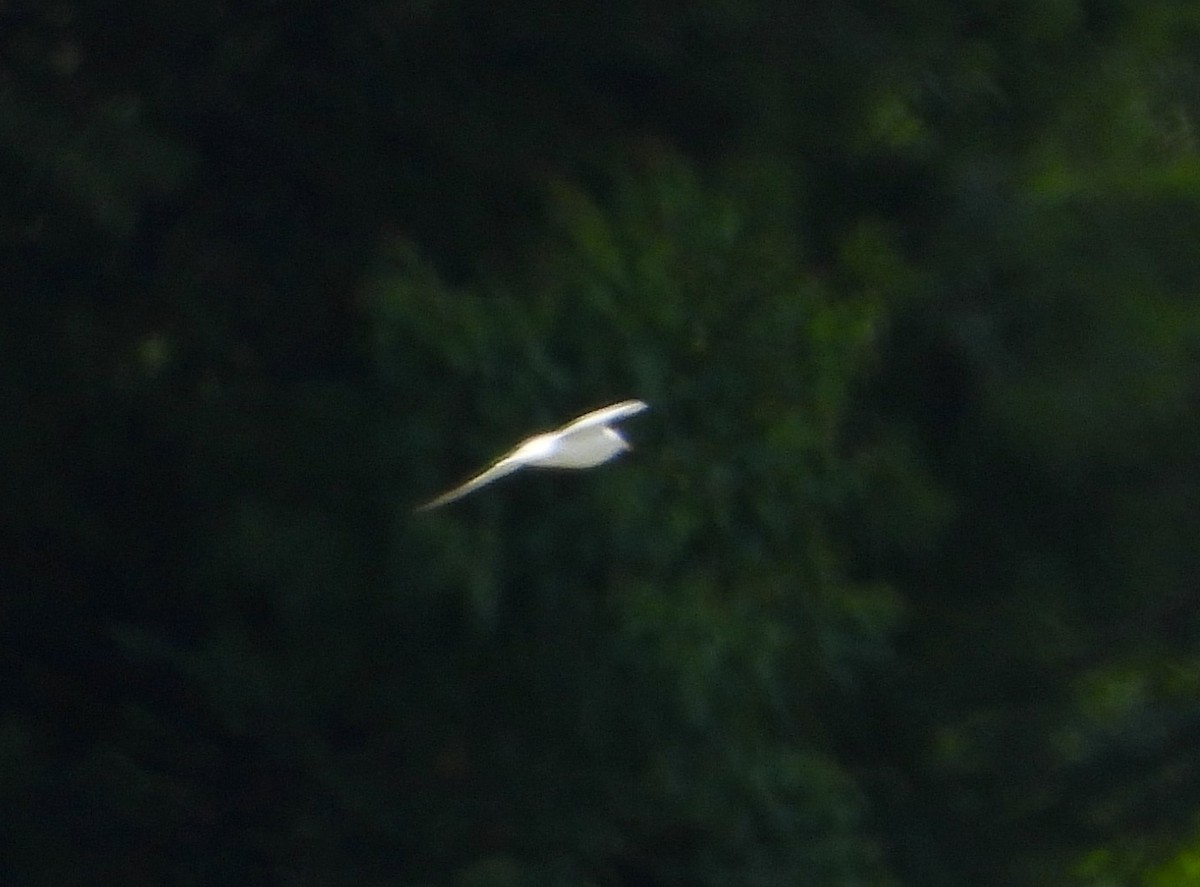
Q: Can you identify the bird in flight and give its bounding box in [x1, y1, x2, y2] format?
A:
[415, 399, 648, 511]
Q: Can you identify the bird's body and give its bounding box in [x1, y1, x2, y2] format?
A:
[416, 399, 648, 511]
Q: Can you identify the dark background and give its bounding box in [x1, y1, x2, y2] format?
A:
[3, 1, 1200, 884]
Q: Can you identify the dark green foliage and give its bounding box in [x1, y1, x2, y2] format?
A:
[4, 1, 1200, 884]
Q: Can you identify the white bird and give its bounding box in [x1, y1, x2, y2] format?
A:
[415, 399, 649, 511]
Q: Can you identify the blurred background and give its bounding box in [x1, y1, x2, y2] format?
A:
[3, 1, 1200, 884]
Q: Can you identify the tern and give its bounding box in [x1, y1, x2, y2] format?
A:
[415, 399, 648, 511]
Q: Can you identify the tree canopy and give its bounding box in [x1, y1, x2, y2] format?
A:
[3, 1, 1200, 884]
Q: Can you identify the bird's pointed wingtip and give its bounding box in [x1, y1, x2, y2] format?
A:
[413, 488, 460, 513]
[413, 488, 461, 512]
[613, 398, 649, 417]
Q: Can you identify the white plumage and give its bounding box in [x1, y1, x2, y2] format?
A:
[415, 399, 648, 511]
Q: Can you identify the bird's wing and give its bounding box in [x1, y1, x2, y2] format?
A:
[414, 455, 525, 511]
[557, 399, 648, 434]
